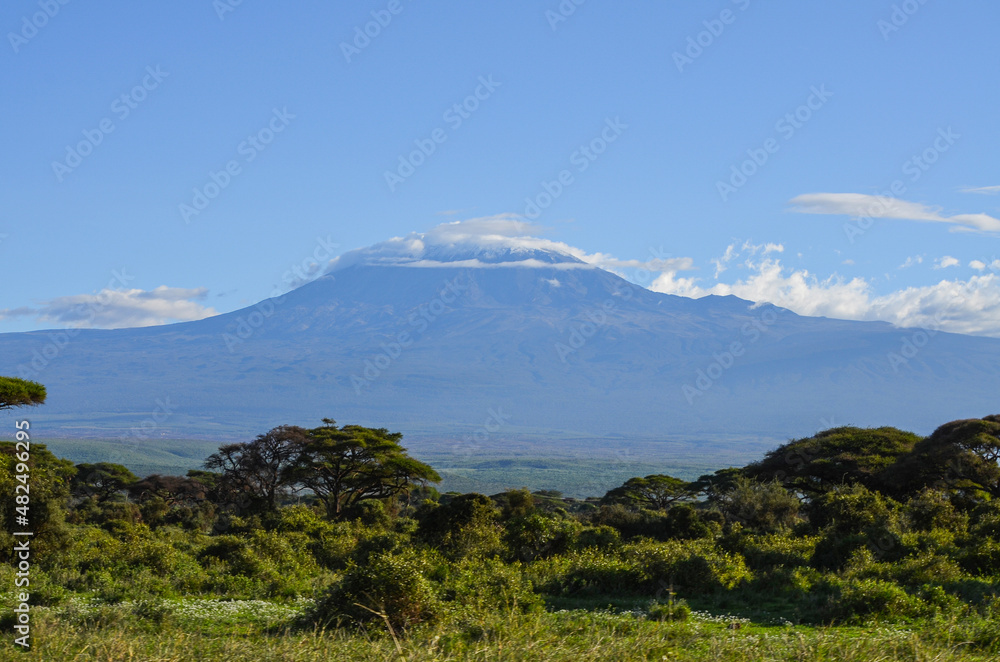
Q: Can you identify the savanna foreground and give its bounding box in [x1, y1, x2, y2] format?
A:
[8, 604, 1000, 661]
[2, 391, 1000, 661]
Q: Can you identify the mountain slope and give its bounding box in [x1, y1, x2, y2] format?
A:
[1, 244, 998, 445]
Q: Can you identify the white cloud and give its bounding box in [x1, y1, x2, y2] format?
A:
[961, 185, 1000, 195]
[331, 218, 1000, 338]
[327, 215, 695, 276]
[970, 260, 987, 271]
[650, 255, 1000, 337]
[934, 256, 960, 269]
[0, 286, 217, 329]
[899, 255, 924, 269]
[710, 241, 783, 279]
[789, 192, 1000, 234]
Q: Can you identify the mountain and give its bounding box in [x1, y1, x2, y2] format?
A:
[2, 236, 999, 452]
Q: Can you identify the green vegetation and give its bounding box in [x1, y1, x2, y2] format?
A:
[0, 377, 45, 411]
[3, 410, 1000, 660]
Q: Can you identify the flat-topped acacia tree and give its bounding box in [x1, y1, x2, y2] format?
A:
[0, 376, 46, 411]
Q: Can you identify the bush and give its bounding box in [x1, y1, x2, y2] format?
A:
[903, 489, 967, 533]
[505, 513, 581, 561]
[529, 549, 643, 596]
[959, 539, 1000, 577]
[647, 598, 691, 621]
[663, 504, 712, 540]
[574, 525, 621, 552]
[624, 539, 752, 595]
[417, 494, 503, 560]
[310, 548, 443, 630]
[441, 557, 543, 617]
[826, 578, 929, 623]
[198, 530, 318, 597]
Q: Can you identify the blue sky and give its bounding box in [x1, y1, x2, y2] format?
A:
[2, 0, 999, 335]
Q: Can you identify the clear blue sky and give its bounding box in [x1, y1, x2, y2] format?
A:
[2, 0, 998, 334]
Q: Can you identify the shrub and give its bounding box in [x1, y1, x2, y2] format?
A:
[663, 504, 712, 540]
[647, 598, 691, 621]
[826, 578, 928, 623]
[505, 513, 581, 561]
[624, 539, 752, 594]
[903, 489, 967, 533]
[714, 477, 800, 533]
[198, 530, 318, 597]
[417, 494, 503, 560]
[959, 539, 1000, 577]
[574, 525, 621, 552]
[310, 548, 443, 629]
[441, 557, 543, 617]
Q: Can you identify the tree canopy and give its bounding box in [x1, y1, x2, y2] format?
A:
[286, 418, 440, 518]
[744, 426, 922, 496]
[602, 474, 694, 510]
[205, 425, 308, 514]
[888, 416, 1000, 500]
[0, 376, 46, 411]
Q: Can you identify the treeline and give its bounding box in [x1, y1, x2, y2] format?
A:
[1, 392, 1000, 643]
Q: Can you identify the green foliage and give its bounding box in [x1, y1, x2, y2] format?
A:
[0, 375, 46, 410]
[70, 462, 137, 502]
[602, 474, 693, 510]
[825, 578, 929, 623]
[647, 598, 691, 621]
[310, 548, 444, 629]
[746, 426, 921, 496]
[286, 419, 441, 519]
[504, 512, 581, 561]
[198, 529, 318, 597]
[417, 493, 503, 560]
[19, 412, 1000, 650]
[890, 417, 1000, 501]
[713, 476, 800, 533]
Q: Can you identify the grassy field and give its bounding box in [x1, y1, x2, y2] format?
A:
[4, 598, 1000, 661]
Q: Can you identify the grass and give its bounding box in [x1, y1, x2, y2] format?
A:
[3, 599, 998, 661]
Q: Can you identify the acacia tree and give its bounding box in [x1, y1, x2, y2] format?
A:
[286, 418, 440, 519]
[204, 425, 308, 514]
[71, 462, 137, 502]
[889, 416, 1000, 501]
[744, 426, 922, 497]
[602, 474, 694, 510]
[0, 376, 46, 411]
